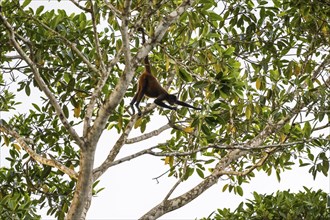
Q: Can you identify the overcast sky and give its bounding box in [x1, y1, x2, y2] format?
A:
[0, 1, 329, 219]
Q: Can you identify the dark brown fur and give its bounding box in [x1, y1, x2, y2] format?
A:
[130, 28, 201, 116]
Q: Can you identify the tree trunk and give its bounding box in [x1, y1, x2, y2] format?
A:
[66, 147, 95, 220]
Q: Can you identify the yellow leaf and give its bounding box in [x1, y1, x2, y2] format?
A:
[245, 105, 251, 119]
[73, 104, 81, 118]
[166, 55, 169, 71]
[207, 52, 213, 61]
[164, 156, 170, 165]
[322, 25, 328, 36]
[280, 134, 287, 143]
[294, 63, 301, 75]
[164, 156, 174, 167]
[3, 135, 9, 146]
[42, 184, 49, 193]
[134, 117, 143, 129]
[256, 78, 261, 90]
[213, 63, 222, 72]
[118, 117, 122, 131]
[12, 143, 21, 151]
[183, 126, 194, 133]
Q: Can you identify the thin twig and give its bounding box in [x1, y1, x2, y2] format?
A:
[90, 0, 106, 73]
[162, 159, 187, 202]
[69, 0, 91, 12]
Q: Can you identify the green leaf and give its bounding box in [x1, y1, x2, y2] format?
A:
[208, 12, 223, 21]
[224, 47, 235, 56]
[196, 169, 205, 179]
[21, 0, 32, 8]
[32, 103, 40, 112]
[201, 124, 211, 135]
[303, 121, 312, 138]
[236, 186, 243, 196]
[245, 105, 252, 119]
[193, 81, 209, 88]
[62, 105, 69, 118]
[222, 184, 228, 192]
[178, 68, 193, 82]
[25, 84, 31, 96]
[36, 6, 45, 15]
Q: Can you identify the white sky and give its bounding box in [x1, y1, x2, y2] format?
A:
[0, 1, 329, 219]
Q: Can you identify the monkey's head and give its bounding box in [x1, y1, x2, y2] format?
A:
[167, 94, 177, 105]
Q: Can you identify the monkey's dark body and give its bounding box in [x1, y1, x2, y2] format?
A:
[139, 72, 167, 98]
[130, 28, 201, 116]
[131, 70, 177, 115]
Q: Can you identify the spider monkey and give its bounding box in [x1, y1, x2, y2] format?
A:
[130, 27, 202, 116]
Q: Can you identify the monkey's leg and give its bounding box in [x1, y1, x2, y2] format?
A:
[134, 84, 147, 116]
[130, 91, 140, 115]
[175, 100, 202, 110]
[154, 96, 177, 111]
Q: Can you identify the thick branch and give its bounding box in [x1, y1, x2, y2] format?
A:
[0, 125, 78, 179]
[140, 101, 306, 219]
[83, 19, 124, 136]
[0, 14, 84, 147]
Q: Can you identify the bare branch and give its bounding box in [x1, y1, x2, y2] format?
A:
[219, 148, 275, 177]
[69, 0, 91, 12]
[4, 55, 22, 59]
[106, 139, 306, 170]
[104, 0, 122, 18]
[106, 146, 159, 167]
[162, 159, 187, 202]
[93, 115, 138, 180]
[0, 125, 78, 179]
[125, 124, 171, 144]
[312, 54, 330, 79]
[90, 0, 106, 73]
[0, 14, 84, 147]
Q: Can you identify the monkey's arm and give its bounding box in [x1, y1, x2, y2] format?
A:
[175, 100, 202, 110]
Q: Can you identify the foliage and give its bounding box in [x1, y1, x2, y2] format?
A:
[202, 188, 330, 220]
[0, 0, 329, 219]
[0, 168, 41, 219]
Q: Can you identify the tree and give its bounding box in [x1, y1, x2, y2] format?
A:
[0, 0, 329, 219]
[202, 188, 330, 220]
